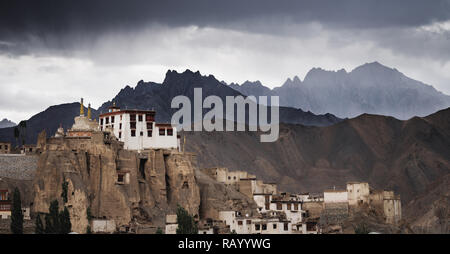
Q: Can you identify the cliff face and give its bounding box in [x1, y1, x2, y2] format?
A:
[32, 131, 200, 233]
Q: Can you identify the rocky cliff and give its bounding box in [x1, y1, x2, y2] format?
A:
[32, 131, 201, 233]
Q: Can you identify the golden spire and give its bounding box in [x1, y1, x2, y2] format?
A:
[87, 103, 92, 120]
[80, 98, 84, 116]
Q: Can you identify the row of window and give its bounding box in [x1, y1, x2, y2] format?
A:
[129, 114, 154, 122]
[236, 221, 289, 231]
[100, 114, 154, 125]
[0, 204, 11, 211]
[128, 128, 173, 137]
[274, 202, 299, 211]
[0, 193, 8, 201]
[0, 145, 8, 150]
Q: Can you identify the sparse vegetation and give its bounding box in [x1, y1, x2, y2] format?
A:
[353, 222, 370, 234]
[35, 213, 44, 234]
[59, 207, 72, 234]
[61, 181, 68, 203]
[176, 205, 198, 234]
[42, 200, 72, 234]
[10, 188, 23, 234]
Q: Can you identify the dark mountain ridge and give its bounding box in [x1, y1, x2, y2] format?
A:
[98, 69, 342, 126]
[229, 62, 450, 120]
[0, 118, 16, 129]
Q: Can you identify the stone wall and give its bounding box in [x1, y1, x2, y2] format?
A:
[321, 202, 349, 225]
[0, 154, 38, 180]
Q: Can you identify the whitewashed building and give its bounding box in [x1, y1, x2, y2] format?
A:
[99, 104, 179, 151]
[218, 211, 292, 234]
[324, 190, 348, 203]
[347, 182, 370, 206]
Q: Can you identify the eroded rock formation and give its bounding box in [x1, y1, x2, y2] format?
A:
[32, 129, 200, 233]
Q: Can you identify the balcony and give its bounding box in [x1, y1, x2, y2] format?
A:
[0, 200, 11, 211]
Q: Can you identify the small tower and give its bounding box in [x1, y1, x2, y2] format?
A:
[108, 100, 121, 113]
[80, 98, 85, 116]
[88, 103, 92, 120]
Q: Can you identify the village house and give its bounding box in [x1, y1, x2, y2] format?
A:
[369, 190, 402, 224]
[201, 167, 277, 199]
[165, 214, 178, 234]
[21, 144, 37, 154]
[218, 211, 292, 234]
[347, 182, 370, 206]
[321, 189, 350, 230]
[0, 142, 11, 154]
[0, 189, 11, 219]
[98, 102, 179, 151]
[0, 189, 30, 220]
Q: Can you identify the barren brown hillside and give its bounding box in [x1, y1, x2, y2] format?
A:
[184, 108, 450, 204]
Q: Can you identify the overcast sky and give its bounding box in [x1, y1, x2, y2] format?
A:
[1, 0, 450, 123]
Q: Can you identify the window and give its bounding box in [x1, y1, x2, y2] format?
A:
[111, 117, 115, 123]
[138, 115, 143, 122]
[238, 221, 243, 226]
[146, 114, 154, 122]
[100, 118, 103, 125]
[120, 115, 122, 120]
[147, 130, 152, 137]
[147, 122, 152, 129]
[262, 224, 267, 231]
[233, 176, 236, 180]
[131, 130, 136, 137]
[0, 145, 2, 149]
[276, 203, 282, 210]
[119, 123, 122, 129]
[130, 122, 136, 129]
[140, 131, 143, 136]
[117, 174, 124, 184]
[255, 224, 260, 230]
[284, 223, 288, 231]
[265, 203, 270, 210]
[105, 117, 109, 124]
[159, 128, 166, 136]
[273, 224, 277, 229]
[287, 203, 292, 210]
[130, 114, 136, 121]
[228, 176, 231, 180]
[29, 148, 32, 152]
[246, 220, 251, 225]
[167, 128, 173, 136]
[294, 203, 299, 211]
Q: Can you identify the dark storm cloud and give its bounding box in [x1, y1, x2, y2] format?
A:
[1, 0, 449, 45]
